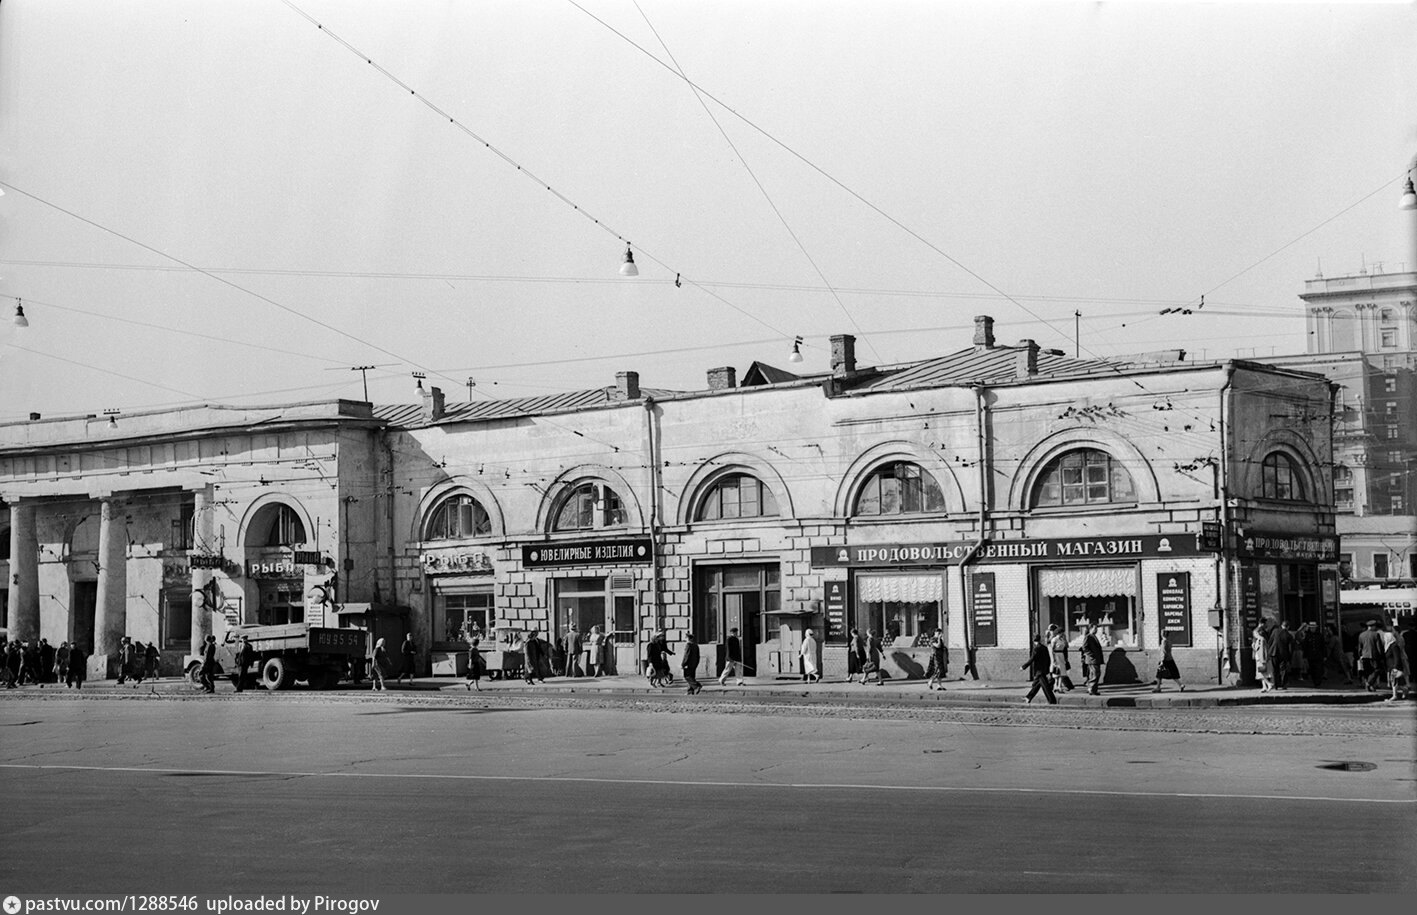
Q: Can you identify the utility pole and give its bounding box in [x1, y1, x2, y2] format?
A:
[352, 366, 375, 402]
[466, 377, 476, 400]
[1074, 310, 1081, 357]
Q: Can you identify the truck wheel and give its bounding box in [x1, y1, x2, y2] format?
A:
[185, 662, 202, 687]
[260, 657, 295, 691]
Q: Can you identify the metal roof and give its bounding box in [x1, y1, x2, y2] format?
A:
[373, 386, 683, 429]
[855, 346, 1125, 392]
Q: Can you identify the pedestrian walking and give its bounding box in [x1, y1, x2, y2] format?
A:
[144, 641, 160, 681]
[21, 640, 41, 685]
[1298, 622, 1326, 687]
[845, 628, 864, 683]
[1046, 624, 1072, 693]
[586, 625, 605, 677]
[233, 636, 256, 692]
[1325, 624, 1353, 684]
[1152, 632, 1184, 692]
[54, 640, 71, 686]
[1357, 619, 1386, 692]
[39, 638, 54, 685]
[1268, 620, 1296, 689]
[1080, 623, 1104, 695]
[4, 640, 20, 688]
[130, 641, 147, 685]
[863, 629, 883, 685]
[464, 633, 485, 691]
[563, 623, 583, 678]
[646, 630, 673, 686]
[1381, 624, 1409, 702]
[66, 643, 86, 690]
[522, 629, 546, 684]
[1022, 634, 1058, 705]
[116, 635, 136, 684]
[925, 628, 948, 690]
[718, 627, 745, 686]
[397, 632, 417, 686]
[1253, 623, 1274, 692]
[799, 628, 820, 683]
[198, 634, 218, 694]
[370, 637, 390, 691]
[682, 631, 703, 694]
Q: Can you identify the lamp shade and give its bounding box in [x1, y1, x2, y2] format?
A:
[1401, 177, 1417, 210]
[12, 303, 27, 328]
[619, 246, 639, 277]
[788, 337, 803, 363]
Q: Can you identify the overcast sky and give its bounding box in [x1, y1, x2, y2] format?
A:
[1, 0, 1414, 422]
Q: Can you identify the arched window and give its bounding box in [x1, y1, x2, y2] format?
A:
[263, 505, 307, 546]
[425, 493, 492, 540]
[696, 473, 779, 521]
[553, 482, 625, 532]
[1032, 449, 1136, 508]
[853, 462, 945, 516]
[1261, 453, 1305, 501]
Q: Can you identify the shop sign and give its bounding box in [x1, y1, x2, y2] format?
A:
[1200, 522, 1223, 551]
[522, 537, 653, 567]
[162, 560, 190, 589]
[189, 554, 225, 570]
[1240, 566, 1261, 631]
[1236, 531, 1338, 561]
[247, 560, 301, 579]
[971, 572, 998, 648]
[1156, 572, 1192, 647]
[292, 550, 326, 567]
[811, 534, 1204, 568]
[823, 580, 847, 642]
[422, 552, 492, 574]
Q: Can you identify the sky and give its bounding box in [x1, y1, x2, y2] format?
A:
[1, 0, 1415, 423]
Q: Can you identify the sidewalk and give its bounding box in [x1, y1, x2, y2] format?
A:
[26, 671, 1410, 707]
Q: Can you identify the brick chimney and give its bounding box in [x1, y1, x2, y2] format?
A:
[973, 315, 995, 348]
[707, 366, 737, 390]
[830, 334, 857, 376]
[1015, 340, 1040, 378]
[612, 371, 641, 401]
[421, 385, 446, 421]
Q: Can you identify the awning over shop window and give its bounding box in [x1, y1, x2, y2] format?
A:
[857, 573, 943, 603]
[1038, 567, 1135, 598]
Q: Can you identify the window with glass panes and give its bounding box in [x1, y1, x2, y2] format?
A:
[853, 462, 945, 516]
[1261, 453, 1303, 501]
[264, 505, 306, 546]
[553, 483, 625, 531]
[696, 474, 779, 521]
[1032, 450, 1136, 507]
[425, 494, 492, 540]
[436, 591, 495, 647]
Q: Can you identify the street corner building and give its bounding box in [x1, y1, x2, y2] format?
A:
[0, 316, 1341, 687]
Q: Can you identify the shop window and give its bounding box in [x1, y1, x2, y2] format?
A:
[258, 583, 303, 625]
[1038, 566, 1137, 647]
[263, 505, 306, 547]
[552, 482, 625, 531]
[1260, 453, 1305, 501]
[1032, 449, 1136, 508]
[694, 565, 779, 668]
[696, 473, 779, 521]
[435, 591, 495, 647]
[425, 493, 492, 540]
[854, 573, 942, 647]
[853, 462, 945, 516]
[1373, 554, 1389, 579]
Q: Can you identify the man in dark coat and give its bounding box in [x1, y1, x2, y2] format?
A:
[1080, 623, 1105, 696]
[522, 630, 544, 684]
[681, 632, 702, 695]
[1300, 623, 1326, 687]
[397, 632, 417, 686]
[718, 627, 746, 686]
[1357, 620, 1387, 692]
[233, 636, 256, 693]
[563, 623, 583, 678]
[1268, 620, 1296, 689]
[116, 635, 135, 684]
[67, 643, 87, 689]
[1022, 634, 1058, 705]
[39, 639, 55, 685]
[198, 635, 218, 693]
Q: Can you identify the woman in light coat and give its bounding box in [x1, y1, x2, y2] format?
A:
[586, 625, 605, 677]
[370, 638, 389, 691]
[799, 629, 820, 683]
[1252, 625, 1273, 692]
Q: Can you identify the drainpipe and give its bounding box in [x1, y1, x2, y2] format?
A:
[958, 384, 989, 680]
[381, 429, 397, 609]
[1217, 365, 1236, 683]
[644, 398, 664, 639]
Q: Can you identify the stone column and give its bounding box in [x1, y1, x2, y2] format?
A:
[6, 501, 40, 641]
[92, 498, 128, 677]
[189, 486, 214, 655]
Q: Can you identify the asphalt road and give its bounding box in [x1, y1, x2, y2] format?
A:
[1, 694, 1413, 894]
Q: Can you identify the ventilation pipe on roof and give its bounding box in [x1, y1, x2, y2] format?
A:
[613, 371, 641, 401]
[707, 366, 736, 390]
[1015, 340, 1040, 378]
[973, 315, 995, 349]
[421, 385, 446, 421]
[830, 335, 857, 377]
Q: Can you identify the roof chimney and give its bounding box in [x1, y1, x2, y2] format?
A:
[707, 366, 737, 390]
[830, 334, 857, 376]
[1015, 340, 1040, 378]
[973, 315, 995, 348]
[28, 412, 40, 421]
[613, 371, 641, 401]
[421, 385, 446, 421]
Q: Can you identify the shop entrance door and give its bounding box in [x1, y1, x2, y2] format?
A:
[71, 580, 96, 650]
[723, 592, 760, 676]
